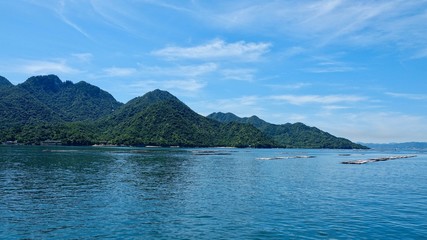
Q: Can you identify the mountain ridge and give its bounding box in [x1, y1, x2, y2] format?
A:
[0, 76, 13, 87]
[1, 75, 366, 148]
[98, 89, 275, 147]
[207, 112, 367, 149]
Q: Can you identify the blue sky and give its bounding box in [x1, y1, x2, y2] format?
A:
[1, 0, 427, 143]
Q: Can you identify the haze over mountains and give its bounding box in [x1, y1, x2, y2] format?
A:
[0, 75, 367, 149]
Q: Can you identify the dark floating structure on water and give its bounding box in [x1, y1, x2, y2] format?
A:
[341, 155, 417, 165]
[256, 155, 315, 160]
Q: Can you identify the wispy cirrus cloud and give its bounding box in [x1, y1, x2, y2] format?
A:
[266, 82, 311, 90]
[201, 1, 427, 56]
[303, 54, 362, 73]
[220, 68, 256, 82]
[270, 94, 366, 105]
[152, 39, 271, 61]
[103, 67, 137, 77]
[30, 0, 94, 40]
[7, 59, 80, 75]
[386, 92, 427, 101]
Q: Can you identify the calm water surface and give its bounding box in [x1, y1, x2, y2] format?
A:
[1, 146, 426, 239]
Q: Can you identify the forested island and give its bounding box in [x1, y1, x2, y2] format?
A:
[0, 75, 367, 149]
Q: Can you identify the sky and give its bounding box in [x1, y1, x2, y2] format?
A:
[1, 0, 427, 143]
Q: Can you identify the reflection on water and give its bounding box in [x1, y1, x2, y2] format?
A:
[1, 146, 426, 239]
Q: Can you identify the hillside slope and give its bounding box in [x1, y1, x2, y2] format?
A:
[100, 90, 274, 147]
[208, 112, 368, 149]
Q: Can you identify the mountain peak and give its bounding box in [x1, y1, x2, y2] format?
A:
[145, 89, 178, 100]
[21, 74, 63, 93]
[0, 76, 13, 87]
[127, 89, 180, 108]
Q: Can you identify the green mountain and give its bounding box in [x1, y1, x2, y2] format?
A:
[99, 90, 275, 147]
[0, 76, 13, 87]
[1, 75, 367, 148]
[207, 112, 368, 149]
[0, 75, 122, 144]
[19, 75, 122, 121]
[1, 75, 122, 126]
[0, 76, 62, 128]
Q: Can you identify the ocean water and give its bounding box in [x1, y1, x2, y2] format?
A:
[0, 146, 426, 239]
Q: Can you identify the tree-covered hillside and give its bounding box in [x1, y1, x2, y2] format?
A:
[19, 75, 123, 121]
[0, 77, 62, 128]
[0, 76, 13, 87]
[99, 90, 275, 147]
[1, 75, 122, 127]
[207, 112, 368, 149]
[1, 75, 367, 148]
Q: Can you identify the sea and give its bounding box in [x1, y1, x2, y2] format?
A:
[1, 146, 426, 239]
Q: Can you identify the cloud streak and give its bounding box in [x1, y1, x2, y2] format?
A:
[152, 39, 271, 61]
[103, 67, 137, 77]
[270, 94, 366, 105]
[201, 1, 427, 56]
[386, 92, 427, 101]
[8, 59, 80, 75]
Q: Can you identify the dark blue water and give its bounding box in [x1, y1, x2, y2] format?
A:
[1, 146, 426, 239]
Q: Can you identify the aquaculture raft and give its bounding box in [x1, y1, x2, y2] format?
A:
[341, 155, 417, 164]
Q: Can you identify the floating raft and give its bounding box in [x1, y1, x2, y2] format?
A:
[256, 155, 315, 160]
[341, 155, 416, 164]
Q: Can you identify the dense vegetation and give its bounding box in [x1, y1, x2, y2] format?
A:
[207, 112, 368, 149]
[19, 75, 123, 121]
[1, 75, 366, 148]
[98, 90, 274, 147]
[0, 75, 121, 129]
[0, 76, 273, 147]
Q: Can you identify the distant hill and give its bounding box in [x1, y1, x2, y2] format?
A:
[207, 112, 367, 149]
[99, 90, 275, 147]
[363, 142, 427, 150]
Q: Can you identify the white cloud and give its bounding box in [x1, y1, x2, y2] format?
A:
[152, 39, 271, 61]
[19, 59, 80, 75]
[386, 92, 427, 101]
[304, 54, 361, 73]
[103, 67, 137, 77]
[270, 94, 365, 105]
[31, 0, 94, 40]
[201, 1, 427, 55]
[322, 105, 350, 111]
[266, 82, 311, 90]
[220, 68, 256, 81]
